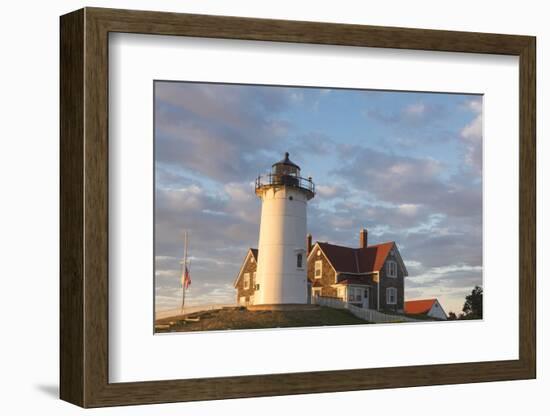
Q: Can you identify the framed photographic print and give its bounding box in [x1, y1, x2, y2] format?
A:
[60, 7, 536, 408]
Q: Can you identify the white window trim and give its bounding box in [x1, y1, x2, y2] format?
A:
[314, 260, 323, 279]
[347, 286, 363, 303]
[386, 260, 397, 278]
[244, 273, 250, 290]
[294, 248, 306, 270]
[386, 287, 397, 305]
[297, 253, 304, 269]
[355, 287, 363, 302]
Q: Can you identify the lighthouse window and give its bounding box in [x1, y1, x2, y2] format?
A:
[314, 260, 322, 278]
[289, 196, 293, 200]
[296, 253, 303, 268]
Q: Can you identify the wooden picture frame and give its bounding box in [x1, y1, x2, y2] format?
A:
[60, 7, 536, 408]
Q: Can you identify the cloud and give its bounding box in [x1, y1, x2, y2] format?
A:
[155, 82, 296, 182]
[335, 146, 480, 218]
[365, 101, 447, 127]
[316, 184, 349, 198]
[397, 203, 421, 217]
[287, 131, 335, 158]
[403, 102, 427, 116]
[460, 101, 483, 173]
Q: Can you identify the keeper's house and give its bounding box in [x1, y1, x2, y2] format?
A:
[307, 229, 407, 313]
[234, 228, 408, 312]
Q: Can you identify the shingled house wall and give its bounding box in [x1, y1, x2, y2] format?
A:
[378, 250, 405, 313]
[235, 253, 257, 304]
[307, 249, 337, 298]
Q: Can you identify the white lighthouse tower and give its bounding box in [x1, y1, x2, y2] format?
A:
[254, 152, 315, 305]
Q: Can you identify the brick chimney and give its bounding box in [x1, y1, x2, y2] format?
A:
[359, 228, 368, 248]
[307, 233, 313, 255]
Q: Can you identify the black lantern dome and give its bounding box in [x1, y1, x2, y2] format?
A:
[255, 152, 315, 200]
[272, 152, 301, 176]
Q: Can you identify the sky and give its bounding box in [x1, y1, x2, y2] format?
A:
[154, 81, 483, 316]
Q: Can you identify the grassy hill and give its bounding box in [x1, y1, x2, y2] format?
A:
[155, 306, 370, 333]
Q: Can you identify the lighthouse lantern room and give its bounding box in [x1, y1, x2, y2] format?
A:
[254, 153, 315, 305]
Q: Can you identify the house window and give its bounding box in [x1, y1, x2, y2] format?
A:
[297, 253, 303, 268]
[349, 287, 363, 302]
[312, 288, 322, 298]
[386, 260, 397, 278]
[244, 273, 250, 290]
[314, 260, 322, 278]
[386, 287, 397, 304]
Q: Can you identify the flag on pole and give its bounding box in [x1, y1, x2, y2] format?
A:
[181, 264, 191, 289]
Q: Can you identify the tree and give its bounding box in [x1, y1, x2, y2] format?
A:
[448, 311, 457, 320]
[462, 286, 483, 319]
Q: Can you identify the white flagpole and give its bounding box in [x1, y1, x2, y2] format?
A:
[180, 230, 188, 317]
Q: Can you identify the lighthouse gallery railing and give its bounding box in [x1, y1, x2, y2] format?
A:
[255, 173, 315, 195]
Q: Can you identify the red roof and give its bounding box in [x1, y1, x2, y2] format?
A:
[405, 299, 437, 315]
[317, 241, 395, 274]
